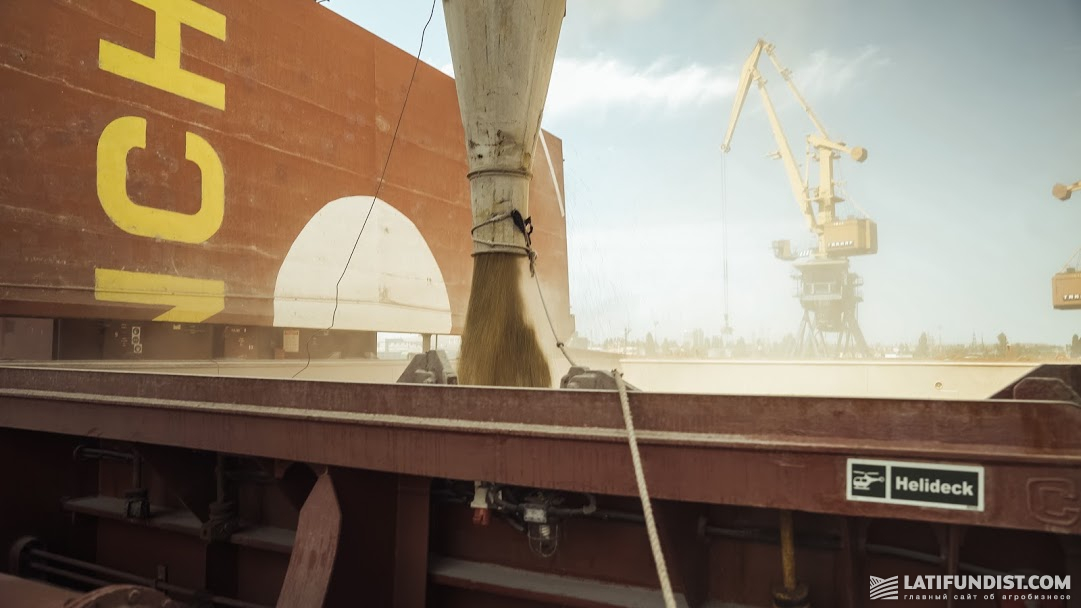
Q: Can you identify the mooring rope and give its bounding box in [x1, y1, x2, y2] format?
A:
[613, 369, 676, 608]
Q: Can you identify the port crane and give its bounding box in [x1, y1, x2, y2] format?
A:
[1052, 178, 1081, 309]
[722, 39, 877, 357]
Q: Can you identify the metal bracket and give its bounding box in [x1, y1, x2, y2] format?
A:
[560, 366, 639, 391]
[200, 500, 239, 542]
[200, 454, 238, 542]
[397, 350, 458, 385]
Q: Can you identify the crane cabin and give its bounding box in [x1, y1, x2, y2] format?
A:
[822, 217, 878, 257]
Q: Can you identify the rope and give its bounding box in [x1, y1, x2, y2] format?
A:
[613, 370, 676, 608]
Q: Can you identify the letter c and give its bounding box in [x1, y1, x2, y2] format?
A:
[97, 115, 224, 243]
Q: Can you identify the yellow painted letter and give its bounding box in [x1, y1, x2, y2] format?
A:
[99, 0, 226, 110]
[95, 269, 225, 323]
[97, 116, 224, 243]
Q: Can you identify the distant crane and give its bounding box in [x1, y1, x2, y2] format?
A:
[1053, 180, 1081, 202]
[1052, 178, 1081, 309]
[722, 39, 877, 358]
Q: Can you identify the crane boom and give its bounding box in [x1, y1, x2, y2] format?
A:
[762, 44, 829, 139]
[754, 74, 818, 233]
[722, 38, 872, 255]
[721, 41, 763, 154]
[723, 40, 817, 234]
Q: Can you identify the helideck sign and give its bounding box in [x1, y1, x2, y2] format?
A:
[847, 458, 984, 511]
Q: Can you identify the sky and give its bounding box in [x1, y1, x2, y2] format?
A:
[324, 0, 1081, 346]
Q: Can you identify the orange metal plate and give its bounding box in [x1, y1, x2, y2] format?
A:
[0, 0, 571, 335]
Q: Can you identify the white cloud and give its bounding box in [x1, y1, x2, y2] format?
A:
[569, 0, 663, 23]
[794, 45, 889, 98]
[437, 52, 735, 118]
[545, 56, 737, 116]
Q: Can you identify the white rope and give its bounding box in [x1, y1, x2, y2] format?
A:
[533, 273, 577, 367]
[613, 370, 676, 608]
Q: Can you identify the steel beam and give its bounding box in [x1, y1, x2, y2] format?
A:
[1, 367, 1079, 535]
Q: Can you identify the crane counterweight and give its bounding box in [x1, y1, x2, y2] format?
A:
[1053, 180, 1079, 201]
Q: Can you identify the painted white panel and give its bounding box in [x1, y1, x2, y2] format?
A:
[273, 196, 452, 334]
[619, 359, 1036, 400]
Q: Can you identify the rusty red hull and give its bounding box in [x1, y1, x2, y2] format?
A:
[0, 0, 572, 337]
[0, 365, 1079, 607]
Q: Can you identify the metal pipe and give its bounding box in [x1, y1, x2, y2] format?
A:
[444, 0, 565, 256]
[779, 510, 798, 592]
[216, 453, 226, 502]
[29, 550, 146, 586]
[73, 446, 134, 463]
[704, 525, 840, 551]
[589, 508, 648, 525]
[131, 453, 142, 488]
[23, 547, 270, 608]
[433, 495, 1028, 578]
[28, 562, 112, 589]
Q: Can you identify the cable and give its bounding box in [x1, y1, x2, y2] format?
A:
[720, 152, 731, 333]
[837, 163, 872, 220]
[477, 203, 574, 367]
[613, 369, 675, 608]
[533, 273, 577, 367]
[293, 0, 438, 379]
[1059, 243, 1081, 273]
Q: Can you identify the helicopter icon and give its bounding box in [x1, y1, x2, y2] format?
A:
[852, 469, 886, 491]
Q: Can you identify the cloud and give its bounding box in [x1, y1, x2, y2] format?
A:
[537, 46, 885, 119]
[436, 51, 735, 119]
[545, 56, 737, 116]
[793, 45, 890, 98]
[569, 0, 663, 23]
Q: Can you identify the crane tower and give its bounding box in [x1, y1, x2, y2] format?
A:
[722, 39, 877, 358]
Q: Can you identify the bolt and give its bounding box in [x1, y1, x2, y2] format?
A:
[127, 589, 143, 604]
[161, 600, 180, 608]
